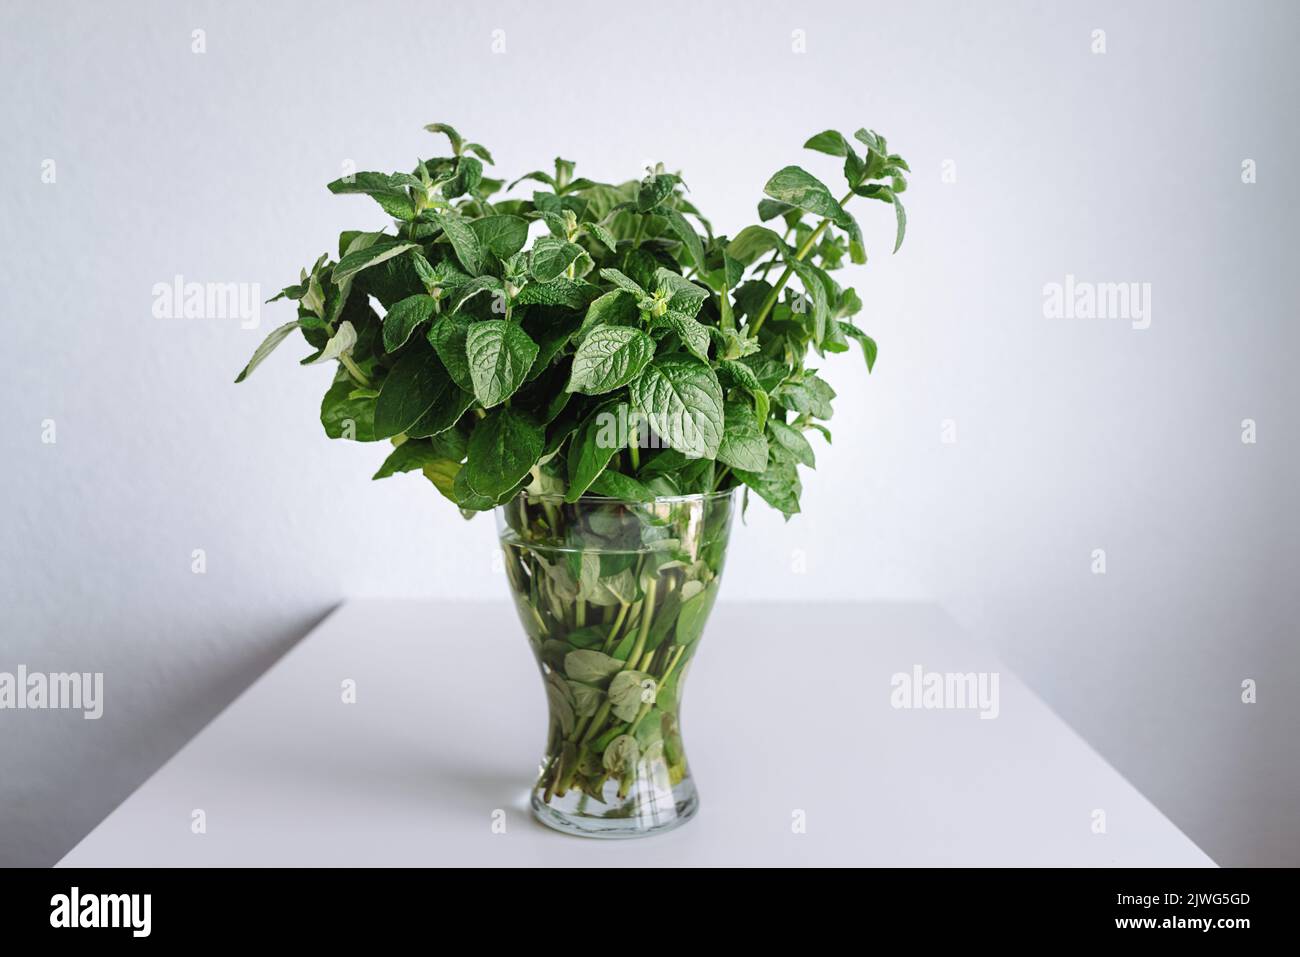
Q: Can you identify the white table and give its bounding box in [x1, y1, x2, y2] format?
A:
[59, 600, 1213, 867]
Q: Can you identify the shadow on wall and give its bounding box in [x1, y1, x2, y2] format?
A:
[0, 605, 337, 867]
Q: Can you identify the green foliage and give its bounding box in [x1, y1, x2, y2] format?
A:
[239, 122, 910, 519]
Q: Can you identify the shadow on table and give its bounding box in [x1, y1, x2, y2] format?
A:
[3, 604, 339, 868]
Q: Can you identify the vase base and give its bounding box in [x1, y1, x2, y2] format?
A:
[530, 781, 699, 839]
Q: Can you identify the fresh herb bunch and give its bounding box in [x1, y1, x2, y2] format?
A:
[237, 122, 908, 518]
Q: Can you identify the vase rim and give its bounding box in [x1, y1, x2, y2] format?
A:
[504, 488, 738, 506]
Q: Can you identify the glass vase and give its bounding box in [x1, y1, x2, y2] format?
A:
[496, 490, 736, 838]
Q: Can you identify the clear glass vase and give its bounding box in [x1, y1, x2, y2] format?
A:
[496, 490, 736, 838]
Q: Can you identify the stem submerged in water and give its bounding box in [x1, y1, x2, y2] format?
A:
[602, 603, 630, 652]
[504, 492, 737, 818]
[624, 577, 657, 671]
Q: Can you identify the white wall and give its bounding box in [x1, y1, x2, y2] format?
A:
[2, 0, 1295, 866]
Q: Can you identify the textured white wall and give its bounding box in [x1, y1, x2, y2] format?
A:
[1, 0, 1295, 866]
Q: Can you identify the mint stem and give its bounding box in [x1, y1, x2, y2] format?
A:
[602, 603, 630, 652]
[623, 577, 657, 670]
[749, 189, 855, 336]
[757, 224, 795, 281]
[581, 701, 612, 745]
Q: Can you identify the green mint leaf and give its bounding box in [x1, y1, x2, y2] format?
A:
[372, 433, 464, 480]
[322, 234, 379, 327]
[583, 221, 618, 253]
[405, 381, 473, 439]
[843, 148, 868, 189]
[514, 278, 599, 309]
[540, 211, 568, 238]
[474, 176, 505, 201]
[838, 320, 877, 372]
[234, 320, 300, 383]
[333, 240, 418, 284]
[675, 582, 719, 646]
[423, 122, 464, 155]
[381, 294, 437, 353]
[767, 419, 815, 468]
[452, 466, 497, 510]
[416, 251, 472, 293]
[853, 128, 884, 153]
[522, 311, 582, 381]
[629, 355, 724, 460]
[803, 129, 850, 157]
[603, 734, 640, 775]
[508, 170, 555, 190]
[756, 199, 797, 223]
[853, 183, 893, 202]
[891, 192, 907, 252]
[545, 672, 577, 736]
[320, 370, 378, 442]
[464, 406, 544, 499]
[420, 459, 461, 501]
[662, 309, 711, 362]
[740, 354, 787, 392]
[716, 358, 761, 391]
[266, 283, 306, 304]
[465, 319, 539, 408]
[447, 275, 504, 314]
[373, 348, 466, 439]
[660, 205, 705, 269]
[410, 249, 439, 288]
[565, 649, 625, 686]
[529, 237, 585, 282]
[576, 288, 640, 341]
[786, 256, 830, 346]
[734, 454, 802, 519]
[304, 320, 357, 365]
[821, 317, 852, 356]
[779, 372, 836, 419]
[567, 326, 655, 395]
[653, 268, 708, 317]
[468, 214, 529, 259]
[726, 225, 791, 266]
[763, 166, 850, 228]
[566, 401, 627, 501]
[835, 287, 864, 319]
[716, 398, 770, 472]
[839, 212, 868, 265]
[587, 470, 655, 502]
[428, 210, 482, 275]
[608, 671, 655, 722]
[598, 267, 646, 297]
[569, 680, 605, 719]
[327, 172, 421, 220]
[465, 142, 494, 164]
[427, 314, 474, 393]
[636, 173, 678, 212]
[441, 156, 483, 199]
